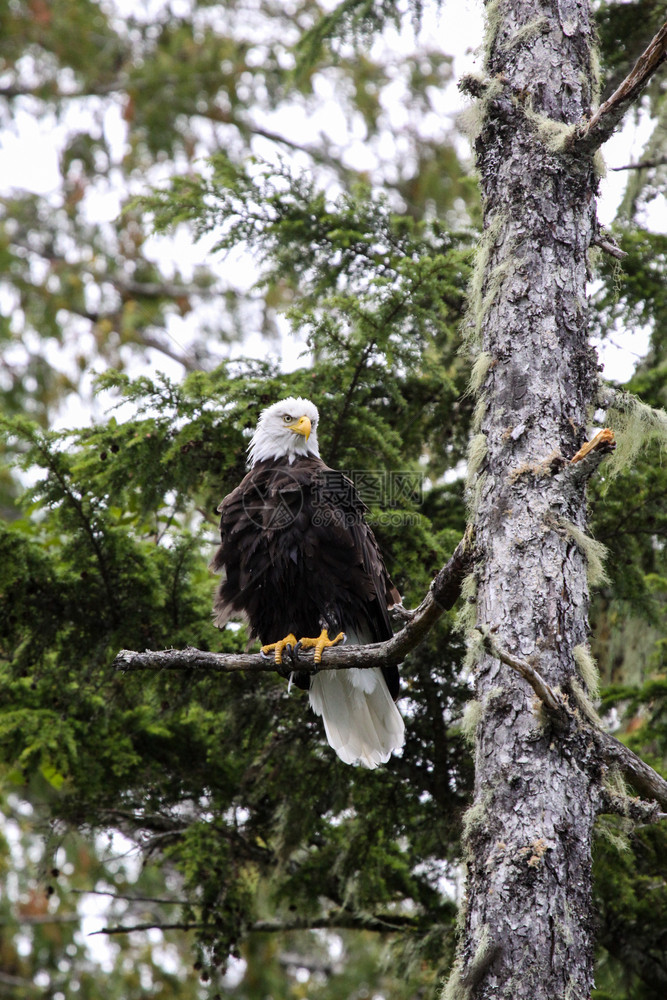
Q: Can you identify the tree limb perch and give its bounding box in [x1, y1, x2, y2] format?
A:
[113, 531, 474, 676]
[592, 235, 628, 260]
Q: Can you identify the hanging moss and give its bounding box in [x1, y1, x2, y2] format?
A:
[572, 646, 600, 701]
[561, 520, 610, 587]
[570, 678, 602, 725]
[441, 924, 492, 1000]
[459, 77, 504, 145]
[603, 390, 667, 478]
[524, 106, 578, 153]
[460, 699, 483, 746]
[466, 472, 488, 521]
[573, 644, 600, 700]
[463, 210, 508, 352]
[455, 571, 478, 636]
[463, 627, 486, 671]
[466, 434, 488, 486]
[590, 41, 602, 105]
[467, 351, 493, 397]
[472, 395, 487, 434]
[484, 0, 508, 61]
[501, 16, 549, 50]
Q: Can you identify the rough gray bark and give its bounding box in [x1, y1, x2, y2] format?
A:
[454, 2, 608, 997]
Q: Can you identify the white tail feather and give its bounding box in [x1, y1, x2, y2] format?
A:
[309, 667, 405, 769]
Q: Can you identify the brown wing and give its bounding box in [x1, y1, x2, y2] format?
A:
[211, 457, 400, 697]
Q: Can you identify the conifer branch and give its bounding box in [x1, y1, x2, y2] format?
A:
[90, 920, 206, 936]
[113, 532, 473, 675]
[573, 18, 667, 152]
[250, 912, 420, 933]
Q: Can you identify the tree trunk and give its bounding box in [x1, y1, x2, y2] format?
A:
[456, 2, 603, 997]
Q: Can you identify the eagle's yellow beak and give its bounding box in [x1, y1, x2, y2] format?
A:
[289, 415, 311, 440]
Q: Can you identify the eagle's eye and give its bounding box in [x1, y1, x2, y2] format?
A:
[283, 414, 293, 423]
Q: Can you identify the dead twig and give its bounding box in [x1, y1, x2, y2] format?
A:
[574, 19, 667, 152]
[481, 633, 667, 813]
[611, 156, 667, 172]
[570, 428, 616, 464]
[476, 629, 565, 716]
[592, 236, 628, 260]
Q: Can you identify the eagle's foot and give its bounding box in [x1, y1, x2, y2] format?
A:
[261, 633, 298, 666]
[298, 628, 346, 664]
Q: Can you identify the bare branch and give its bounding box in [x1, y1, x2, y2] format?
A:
[592, 236, 628, 260]
[113, 532, 473, 675]
[90, 920, 205, 936]
[574, 18, 667, 152]
[599, 788, 667, 826]
[589, 728, 667, 812]
[545, 428, 618, 487]
[0, 79, 126, 100]
[569, 428, 616, 465]
[482, 635, 667, 811]
[611, 156, 667, 172]
[477, 629, 566, 717]
[93, 910, 419, 937]
[113, 645, 283, 674]
[136, 334, 206, 372]
[251, 912, 419, 933]
[560, 446, 614, 486]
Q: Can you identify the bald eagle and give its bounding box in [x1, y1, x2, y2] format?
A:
[212, 397, 405, 768]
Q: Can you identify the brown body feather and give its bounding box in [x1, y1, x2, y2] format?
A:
[212, 456, 400, 699]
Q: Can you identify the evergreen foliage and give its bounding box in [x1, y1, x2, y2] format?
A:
[0, 0, 666, 996]
[1, 165, 473, 990]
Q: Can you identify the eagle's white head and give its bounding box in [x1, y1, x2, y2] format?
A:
[248, 396, 321, 466]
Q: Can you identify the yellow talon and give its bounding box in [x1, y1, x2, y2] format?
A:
[298, 628, 345, 664]
[261, 633, 298, 665]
